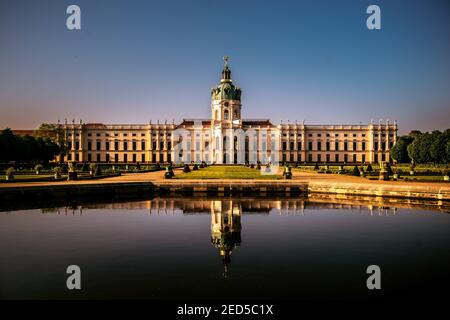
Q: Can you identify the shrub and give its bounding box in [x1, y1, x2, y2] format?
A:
[61, 163, 68, 173]
[6, 167, 15, 179]
[183, 164, 191, 173]
[313, 163, 319, 170]
[366, 163, 373, 172]
[81, 162, 89, 172]
[89, 163, 97, 172]
[352, 166, 360, 176]
[136, 162, 141, 170]
[34, 164, 43, 174]
[95, 165, 102, 176]
[53, 166, 62, 175]
[193, 164, 199, 170]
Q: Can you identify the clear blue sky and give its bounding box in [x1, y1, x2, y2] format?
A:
[0, 0, 449, 134]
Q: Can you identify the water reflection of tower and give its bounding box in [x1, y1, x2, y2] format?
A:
[210, 200, 242, 278]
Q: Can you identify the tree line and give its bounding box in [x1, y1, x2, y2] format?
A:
[0, 128, 60, 163]
[391, 129, 450, 164]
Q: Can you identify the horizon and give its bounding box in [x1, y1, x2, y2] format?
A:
[1, 0, 449, 135]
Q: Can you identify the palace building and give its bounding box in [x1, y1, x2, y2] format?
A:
[59, 57, 398, 165]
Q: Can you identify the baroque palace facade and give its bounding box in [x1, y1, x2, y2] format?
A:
[59, 57, 397, 165]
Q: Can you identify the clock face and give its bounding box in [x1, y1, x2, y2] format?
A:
[224, 102, 229, 107]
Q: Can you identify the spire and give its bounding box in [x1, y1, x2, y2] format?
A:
[221, 56, 231, 82]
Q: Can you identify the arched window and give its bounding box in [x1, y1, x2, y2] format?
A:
[234, 110, 238, 119]
[215, 110, 218, 120]
[224, 109, 229, 120]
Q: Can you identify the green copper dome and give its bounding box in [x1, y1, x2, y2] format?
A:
[211, 57, 241, 101]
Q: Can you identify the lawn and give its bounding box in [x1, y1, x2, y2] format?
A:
[174, 165, 281, 179]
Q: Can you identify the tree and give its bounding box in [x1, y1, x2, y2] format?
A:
[390, 136, 413, 163]
[446, 140, 450, 164]
[38, 123, 68, 161]
[408, 132, 439, 164]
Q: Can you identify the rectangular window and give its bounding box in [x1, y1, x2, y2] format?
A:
[326, 142, 330, 151]
[106, 141, 110, 151]
[353, 154, 357, 163]
[335, 141, 339, 151]
[97, 153, 101, 162]
[114, 141, 119, 151]
[115, 154, 118, 163]
[362, 154, 365, 163]
[353, 142, 357, 151]
[160, 141, 164, 150]
[87, 141, 92, 150]
[326, 154, 330, 162]
[87, 154, 91, 162]
[308, 141, 313, 151]
[282, 142, 287, 151]
[308, 154, 313, 162]
[344, 154, 348, 163]
[362, 142, 366, 151]
[75, 141, 79, 150]
[96, 141, 101, 150]
[335, 154, 339, 162]
[168, 141, 172, 150]
[132, 141, 137, 151]
[132, 154, 136, 163]
[290, 141, 294, 150]
[344, 142, 348, 151]
[152, 141, 156, 150]
[141, 154, 145, 163]
[159, 153, 164, 162]
[382, 142, 386, 150]
[317, 141, 321, 151]
[297, 141, 301, 151]
[317, 154, 321, 162]
[123, 141, 128, 151]
[106, 154, 110, 162]
[374, 142, 379, 150]
[124, 154, 128, 163]
[141, 141, 145, 150]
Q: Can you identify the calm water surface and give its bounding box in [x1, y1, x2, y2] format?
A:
[0, 196, 449, 300]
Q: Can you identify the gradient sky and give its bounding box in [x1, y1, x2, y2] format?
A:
[0, 0, 449, 134]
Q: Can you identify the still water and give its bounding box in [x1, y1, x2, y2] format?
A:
[0, 195, 449, 300]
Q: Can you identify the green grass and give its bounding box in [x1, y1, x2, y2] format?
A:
[175, 165, 281, 179]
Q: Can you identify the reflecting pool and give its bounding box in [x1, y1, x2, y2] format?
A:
[0, 195, 449, 300]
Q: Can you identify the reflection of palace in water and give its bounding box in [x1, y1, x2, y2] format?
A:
[210, 200, 241, 277]
[39, 196, 449, 276]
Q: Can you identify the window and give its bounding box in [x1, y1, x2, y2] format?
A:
[115, 154, 118, 163]
[106, 141, 110, 150]
[344, 142, 348, 151]
[326, 141, 330, 151]
[317, 141, 322, 151]
[308, 154, 313, 162]
[106, 154, 110, 162]
[124, 154, 128, 163]
[326, 154, 330, 162]
[168, 141, 171, 150]
[152, 141, 156, 149]
[335, 141, 339, 151]
[290, 141, 294, 150]
[96, 141, 101, 150]
[87, 141, 92, 150]
[382, 142, 386, 150]
[344, 154, 348, 163]
[374, 142, 379, 150]
[335, 154, 339, 162]
[362, 142, 366, 151]
[87, 154, 91, 162]
[132, 154, 136, 163]
[353, 141, 357, 151]
[132, 141, 137, 151]
[160, 141, 164, 150]
[317, 154, 321, 162]
[123, 141, 128, 151]
[97, 153, 101, 162]
[224, 109, 229, 120]
[68, 141, 72, 150]
[141, 154, 145, 163]
[282, 142, 287, 151]
[353, 154, 357, 163]
[75, 141, 79, 150]
[141, 141, 145, 150]
[297, 141, 302, 151]
[308, 141, 313, 150]
[114, 141, 119, 151]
